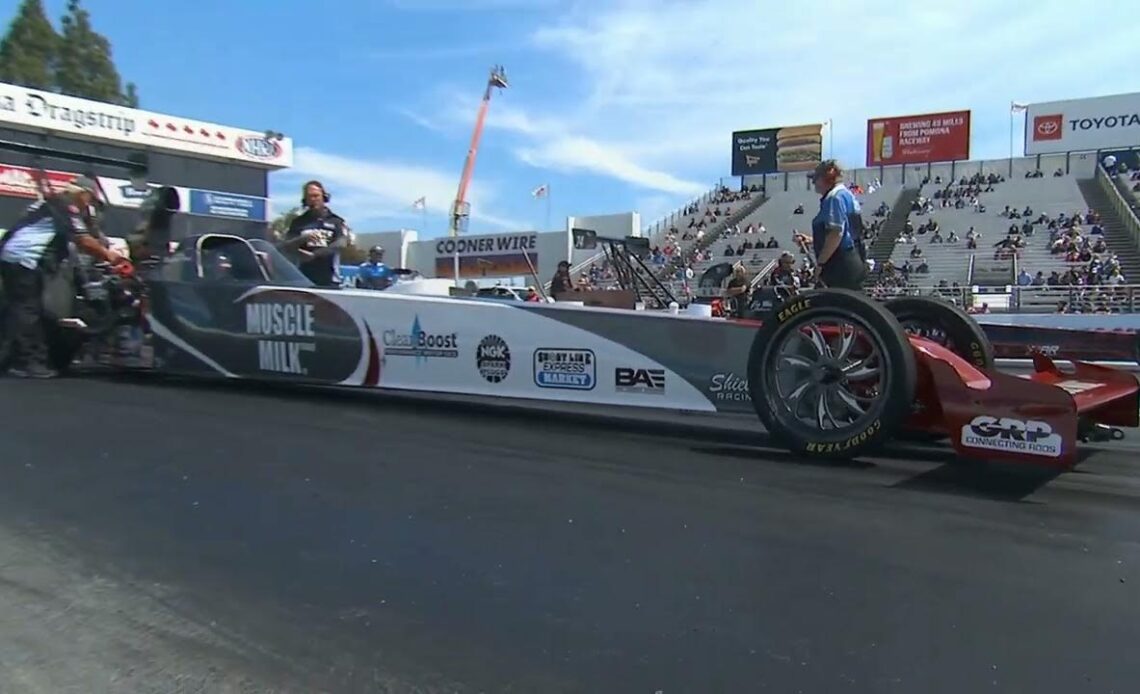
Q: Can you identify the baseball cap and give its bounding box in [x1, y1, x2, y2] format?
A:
[68, 175, 100, 195]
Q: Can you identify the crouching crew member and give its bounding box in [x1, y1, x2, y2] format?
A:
[0, 176, 130, 378]
[281, 180, 349, 287]
[810, 159, 867, 291]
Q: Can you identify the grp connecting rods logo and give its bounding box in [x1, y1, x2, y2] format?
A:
[960, 415, 1062, 458]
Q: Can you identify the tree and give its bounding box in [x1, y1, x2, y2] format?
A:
[0, 0, 59, 91]
[269, 207, 302, 241]
[55, 0, 137, 106]
[340, 244, 367, 265]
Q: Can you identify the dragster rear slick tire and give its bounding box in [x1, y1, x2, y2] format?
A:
[883, 296, 993, 444]
[747, 289, 918, 460]
[883, 296, 994, 370]
[45, 323, 83, 374]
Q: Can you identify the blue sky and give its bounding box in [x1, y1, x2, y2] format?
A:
[26, 0, 1140, 238]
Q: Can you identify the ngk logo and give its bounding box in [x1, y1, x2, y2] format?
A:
[960, 415, 1062, 457]
[1033, 114, 1063, 141]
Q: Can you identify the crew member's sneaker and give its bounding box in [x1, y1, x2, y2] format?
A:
[7, 365, 59, 379]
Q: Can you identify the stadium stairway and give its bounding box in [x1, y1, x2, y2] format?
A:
[663, 192, 770, 276]
[1079, 177, 1140, 282]
[866, 187, 921, 264]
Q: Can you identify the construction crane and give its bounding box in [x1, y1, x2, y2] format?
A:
[447, 65, 509, 283]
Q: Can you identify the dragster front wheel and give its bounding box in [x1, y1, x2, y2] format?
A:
[747, 289, 918, 459]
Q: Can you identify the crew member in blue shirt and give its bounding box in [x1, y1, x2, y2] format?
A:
[356, 245, 394, 290]
[810, 159, 867, 290]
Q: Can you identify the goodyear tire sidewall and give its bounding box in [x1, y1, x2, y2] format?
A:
[747, 290, 917, 459]
[884, 296, 994, 370]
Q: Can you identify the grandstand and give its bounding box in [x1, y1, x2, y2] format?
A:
[552, 144, 1140, 315]
[566, 152, 1136, 314]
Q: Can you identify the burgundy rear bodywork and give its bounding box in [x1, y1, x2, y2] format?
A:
[906, 338, 1139, 468]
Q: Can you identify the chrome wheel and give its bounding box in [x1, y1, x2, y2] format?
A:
[767, 317, 887, 432]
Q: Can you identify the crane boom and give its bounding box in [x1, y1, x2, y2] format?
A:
[449, 65, 508, 239]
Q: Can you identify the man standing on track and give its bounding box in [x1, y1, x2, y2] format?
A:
[280, 180, 350, 287]
[809, 160, 868, 291]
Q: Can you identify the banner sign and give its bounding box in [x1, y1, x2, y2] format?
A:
[731, 124, 823, 176]
[0, 81, 294, 169]
[1024, 92, 1140, 155]
[433, 232, 539, 279]
[188, 189, 269, 221]
[866, 110, 971, 165]
[0, 162, 267, 219]
[0, 164, 77, 198]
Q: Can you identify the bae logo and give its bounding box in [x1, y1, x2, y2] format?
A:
[615, 367, 666, 394]
[236, 136, 283, 160]
[1033, 114, 1063, 141]
[476, 335, 511, 383]
[960, 416, 1062, 458]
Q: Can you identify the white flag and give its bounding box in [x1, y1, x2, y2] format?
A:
[531, 184, 548, 198]
[412, 196, 426, 210]
[1011, 102, 1028, 113]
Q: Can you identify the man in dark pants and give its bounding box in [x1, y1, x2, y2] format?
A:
[0, 176, 130, 378]
[810, 159, 868, 291]
[279, 180, 350, 287]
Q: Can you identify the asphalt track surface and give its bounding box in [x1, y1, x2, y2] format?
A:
[3, 376, 1140, 694]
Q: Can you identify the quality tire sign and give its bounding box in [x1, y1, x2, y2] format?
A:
[1024, 91, 1140, 155]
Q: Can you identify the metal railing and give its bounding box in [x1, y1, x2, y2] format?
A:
[1097, 164, 1140, 248]
[864, 281, 1140, 313]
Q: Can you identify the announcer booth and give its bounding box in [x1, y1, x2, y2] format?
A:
[0, 81, 293, 239]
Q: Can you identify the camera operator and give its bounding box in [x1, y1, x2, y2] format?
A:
[0, 176, 130, 378]
[723, 263, 751, 317]
[279, 180, 349, 287]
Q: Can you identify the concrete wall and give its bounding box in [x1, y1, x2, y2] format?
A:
[354, 230, 418, 267]
[407, 230, 571, 285]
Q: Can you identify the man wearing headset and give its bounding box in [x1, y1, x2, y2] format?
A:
[809, 159, 868, 290]
[279, 180, 349, 287]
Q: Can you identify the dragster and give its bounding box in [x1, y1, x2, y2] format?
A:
[20, 229, 1139, 471]
[0, 142, 1136, 470]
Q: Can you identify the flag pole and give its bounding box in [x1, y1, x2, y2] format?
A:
[1009, 100, 1014, 161]
[545, 183, 552, 232]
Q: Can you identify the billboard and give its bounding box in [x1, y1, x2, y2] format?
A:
[0, 162, 269, 217]
[866, 110, 971, 166]
[188, 189, 269, 221]
[0, 81, 294, 169]
[1024, 92, 1140, 155]
[731, 124, 822, 176]
[433, 232, 539, 279]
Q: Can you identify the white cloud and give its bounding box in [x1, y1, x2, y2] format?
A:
[269, 146, 524, 233]
[408, 0, 1140, 198]
[381, 0, 562, 10]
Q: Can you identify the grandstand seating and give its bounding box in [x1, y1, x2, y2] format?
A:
[565, 155, 1140, 314]
[688, 182, 901, 279]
